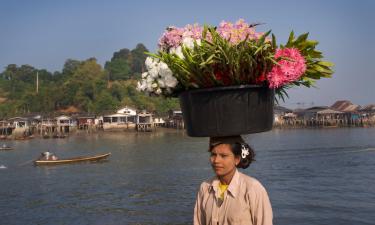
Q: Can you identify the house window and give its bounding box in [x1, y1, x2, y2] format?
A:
[128, 116, 136, 123]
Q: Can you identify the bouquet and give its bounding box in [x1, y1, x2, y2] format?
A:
[137, 19, 334, 101]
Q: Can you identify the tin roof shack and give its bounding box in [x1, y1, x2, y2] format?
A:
[136, 112, 153, 132]
[39, 118, 57, 138]
[331, 100, 361, 112]
[359, 104, 375, 126]
[293, 106, 329, 127]
[166, 110, 184, 129]
[359, 104, 375, 115]
[296, 106, 329, 120]
[273, 106, 293, 126]
[76, 115, 96, 130]
[56, 115, 77, 133]
[101, 113, 136, 131]
[0, 120, 13, 138]
[331, 100, 362, 126]
[316, 109, 345, 127]
[7, 117, 32, 138]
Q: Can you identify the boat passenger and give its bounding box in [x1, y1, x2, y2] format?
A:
[194, 136, 273, 225]
[41, 151, 58, 161]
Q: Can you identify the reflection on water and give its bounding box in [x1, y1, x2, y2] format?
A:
[1, 127, 375, 225]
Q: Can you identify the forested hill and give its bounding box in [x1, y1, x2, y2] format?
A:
[0, 43, 179, 117]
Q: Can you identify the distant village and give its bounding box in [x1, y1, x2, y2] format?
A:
[274, 100, 375, 128]
[0, 106, 183, 140]
[0, 100, 374, 140]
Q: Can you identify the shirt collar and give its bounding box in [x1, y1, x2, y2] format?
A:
[227, 169, 240, 198]
[209, 169, 240, 198]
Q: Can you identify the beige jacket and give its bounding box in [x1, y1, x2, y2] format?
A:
[194, 170, 273, 225]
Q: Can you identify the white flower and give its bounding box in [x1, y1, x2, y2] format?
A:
[146, 76, 153, 84]
[164, 75, 178, 88]
[145, 57, 156, 70]
[136, 81, 144, 91]
[158, 79, 166, 88]
[169, 47, 177, 55]
[159, 61, 169, 71]
[241, 145, 250, 159]
[146, 83, 153, 92]
[170, 46, 184, 59]
[175, 46, 184, 58]
[139, 50, 179, 95]
[159, 65, 173, 78]
[137, 80, 147, 91]
[149, 67, 159, 78]
[182, 37, 194, 49]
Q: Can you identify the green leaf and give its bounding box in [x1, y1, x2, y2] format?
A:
[286, 31, 295, 46]
[257, 30, 271, 45]
[272, 33, 277, 49]
[295, 33, 309, 44]
[317, 61, 334, 67]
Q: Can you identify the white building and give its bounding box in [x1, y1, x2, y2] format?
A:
[116, 106, 137, 116]
[102, 112, 137, 130]
[55, 115, 77, 133]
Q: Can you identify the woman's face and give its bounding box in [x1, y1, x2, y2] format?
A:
[210, 144, 240, 178]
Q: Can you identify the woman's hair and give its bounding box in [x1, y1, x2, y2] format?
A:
[209, 136, 256, 169]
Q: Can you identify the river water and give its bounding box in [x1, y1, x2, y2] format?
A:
[1, 127, 374, 225]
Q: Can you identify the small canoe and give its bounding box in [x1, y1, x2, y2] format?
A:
[34, 153, 111, 165]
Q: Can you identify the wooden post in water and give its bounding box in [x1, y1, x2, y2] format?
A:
[36, 72, 39, 94]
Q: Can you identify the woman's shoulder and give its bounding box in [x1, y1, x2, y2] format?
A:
[238, 172, 268, 193]
[200, 177, 215, 186]
[198, 177, 216, 191]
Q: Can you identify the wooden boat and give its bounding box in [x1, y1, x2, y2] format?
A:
[14, 135, 34, 141]
[0, 145, 13, 150]
[34, 153, 111, 165]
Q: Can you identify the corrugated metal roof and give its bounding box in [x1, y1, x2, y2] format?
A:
[361, 104, 375, 111]
[331, 100, 360, 112]
[317, 109, 344, 114]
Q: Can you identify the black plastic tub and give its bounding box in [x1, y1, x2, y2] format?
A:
[179, 85, 274, 137]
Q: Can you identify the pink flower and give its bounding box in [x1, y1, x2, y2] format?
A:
[183, 24, 203, 40]
[217, 19, 263, 44]
[158, 26, 185, 50]
[267, 48, 306, 88]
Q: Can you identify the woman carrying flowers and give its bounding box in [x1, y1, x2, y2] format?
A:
[194, 136, 272, 225]
[138, 19, 333, 225]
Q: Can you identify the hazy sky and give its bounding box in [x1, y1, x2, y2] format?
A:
[1, 0, 374, 108]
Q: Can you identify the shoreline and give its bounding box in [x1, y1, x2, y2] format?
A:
[1, 125, 374, 141]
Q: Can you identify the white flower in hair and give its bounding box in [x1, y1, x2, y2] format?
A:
[241, 145, 250, 159]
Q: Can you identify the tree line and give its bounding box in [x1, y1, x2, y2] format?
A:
[0, 43, 179, 118]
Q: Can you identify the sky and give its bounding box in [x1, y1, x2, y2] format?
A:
[1, 0, 374, 108]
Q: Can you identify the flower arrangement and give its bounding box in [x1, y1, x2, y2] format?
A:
[137, 19, 334, 100]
